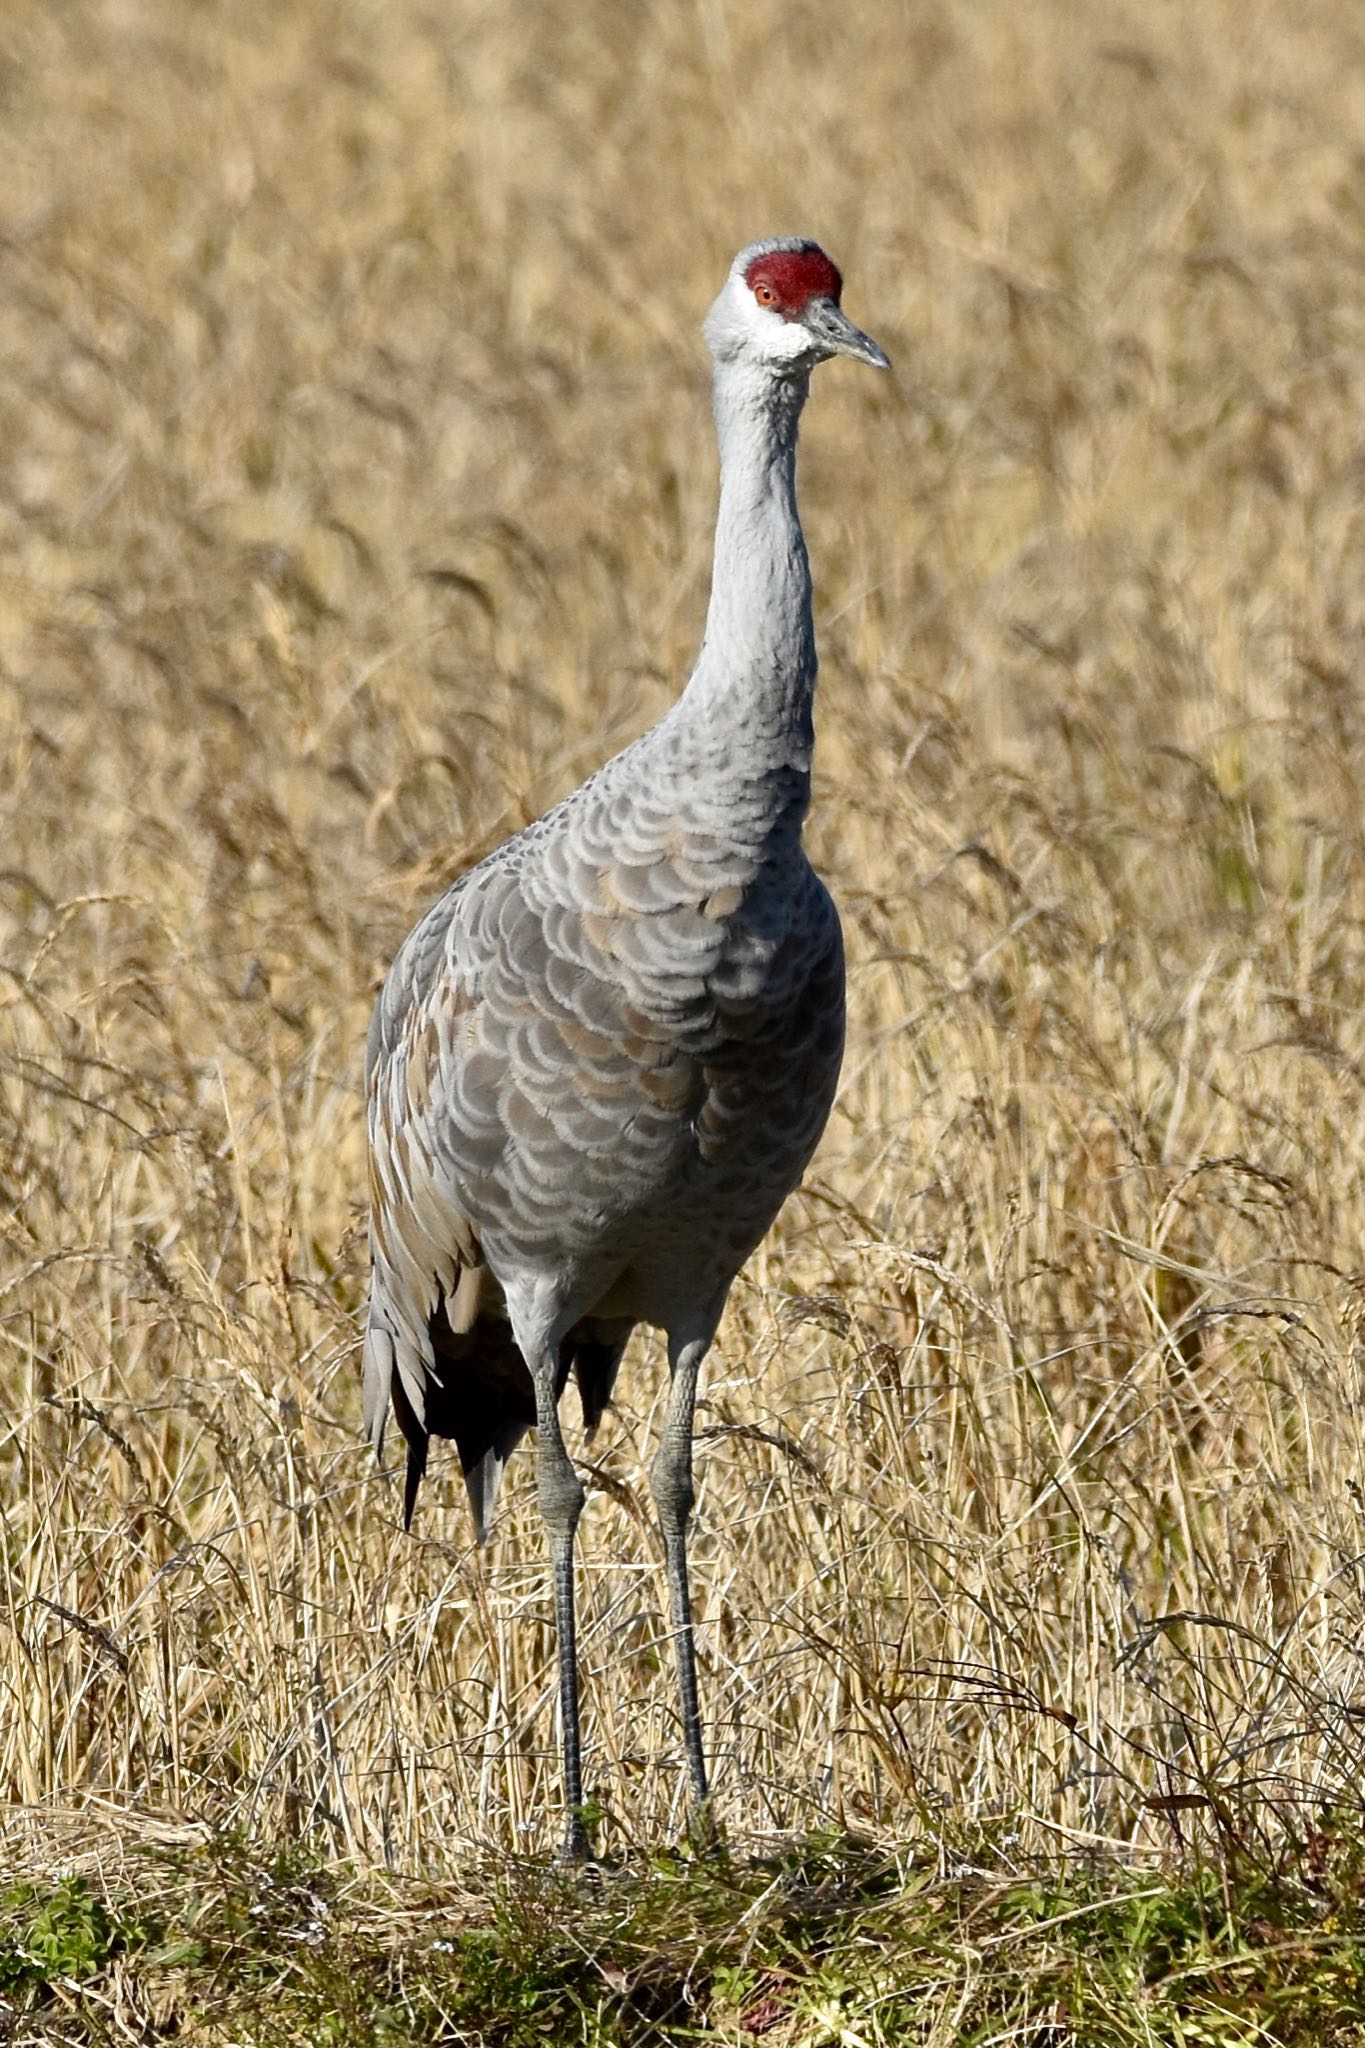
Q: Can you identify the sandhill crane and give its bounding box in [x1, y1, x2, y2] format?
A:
[363, 238, 889, 1858]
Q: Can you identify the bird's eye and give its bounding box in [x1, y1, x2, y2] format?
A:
[754, 281, 778, 308]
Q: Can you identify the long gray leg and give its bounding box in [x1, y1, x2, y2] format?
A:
[651, 1319, 721, 1830]
[528, 1354, 590, 1860]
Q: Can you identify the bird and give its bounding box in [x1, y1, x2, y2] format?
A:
[362, 237, 889, 1859]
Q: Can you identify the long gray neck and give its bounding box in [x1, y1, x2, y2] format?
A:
[671, 359, 816, 790]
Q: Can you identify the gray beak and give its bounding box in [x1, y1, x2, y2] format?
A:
[803, 296, 891, 370]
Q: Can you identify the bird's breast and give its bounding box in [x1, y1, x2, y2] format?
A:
[370, 769, 844, 1299]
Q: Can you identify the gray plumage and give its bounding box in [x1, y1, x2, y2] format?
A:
[362, 237, 889, 1855]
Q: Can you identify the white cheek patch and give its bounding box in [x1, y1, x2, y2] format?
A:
[766, 316, 816, 364]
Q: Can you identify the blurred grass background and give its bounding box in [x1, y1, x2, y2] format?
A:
[0, 0, 1361, 1896]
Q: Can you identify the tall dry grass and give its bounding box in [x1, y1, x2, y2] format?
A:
[0, 0, 1360, 1876]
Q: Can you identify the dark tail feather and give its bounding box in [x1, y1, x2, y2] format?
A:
[423, 1307, 536, 1537]
[565, 1321, 633, 1440]
[390, 1306, 633, 1537]
[385, 1366, 430, 1532]
[403, 1437, 427, 1532]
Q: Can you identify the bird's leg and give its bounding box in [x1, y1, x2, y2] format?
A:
[531, 1357, 590, 1861]
[651, 1329, 715, 1840]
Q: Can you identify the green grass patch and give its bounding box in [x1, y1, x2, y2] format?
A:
[1, 1826, 1360, 2045]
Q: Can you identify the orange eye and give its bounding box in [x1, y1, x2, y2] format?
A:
[754, 281, 778, 308]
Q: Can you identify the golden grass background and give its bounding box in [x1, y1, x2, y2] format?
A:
[0, 0, 1360, 1875]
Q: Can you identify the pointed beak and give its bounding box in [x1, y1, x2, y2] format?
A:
[802, 296, 891, 370]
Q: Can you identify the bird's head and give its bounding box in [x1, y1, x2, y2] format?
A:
[704, 237, 890, 379]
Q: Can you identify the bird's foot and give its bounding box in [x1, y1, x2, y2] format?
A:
[684, 1794, 724, 1861]
[556, 1805, 600, 1867]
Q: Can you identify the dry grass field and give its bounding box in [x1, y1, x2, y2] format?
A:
[0, 0, 1362, 2036]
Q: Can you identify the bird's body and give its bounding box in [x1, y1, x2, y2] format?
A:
[363, 608, 846, 1514]
[363, 239, 888, 1855]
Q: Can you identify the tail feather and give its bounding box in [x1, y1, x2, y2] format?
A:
[404, 1436, 427, 1533]
[369, 1289, 635, 1538]
[423, 1307, 535, 1537]
[570, 1326, 632, 1439]
[462, 1443, 511, 1544]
